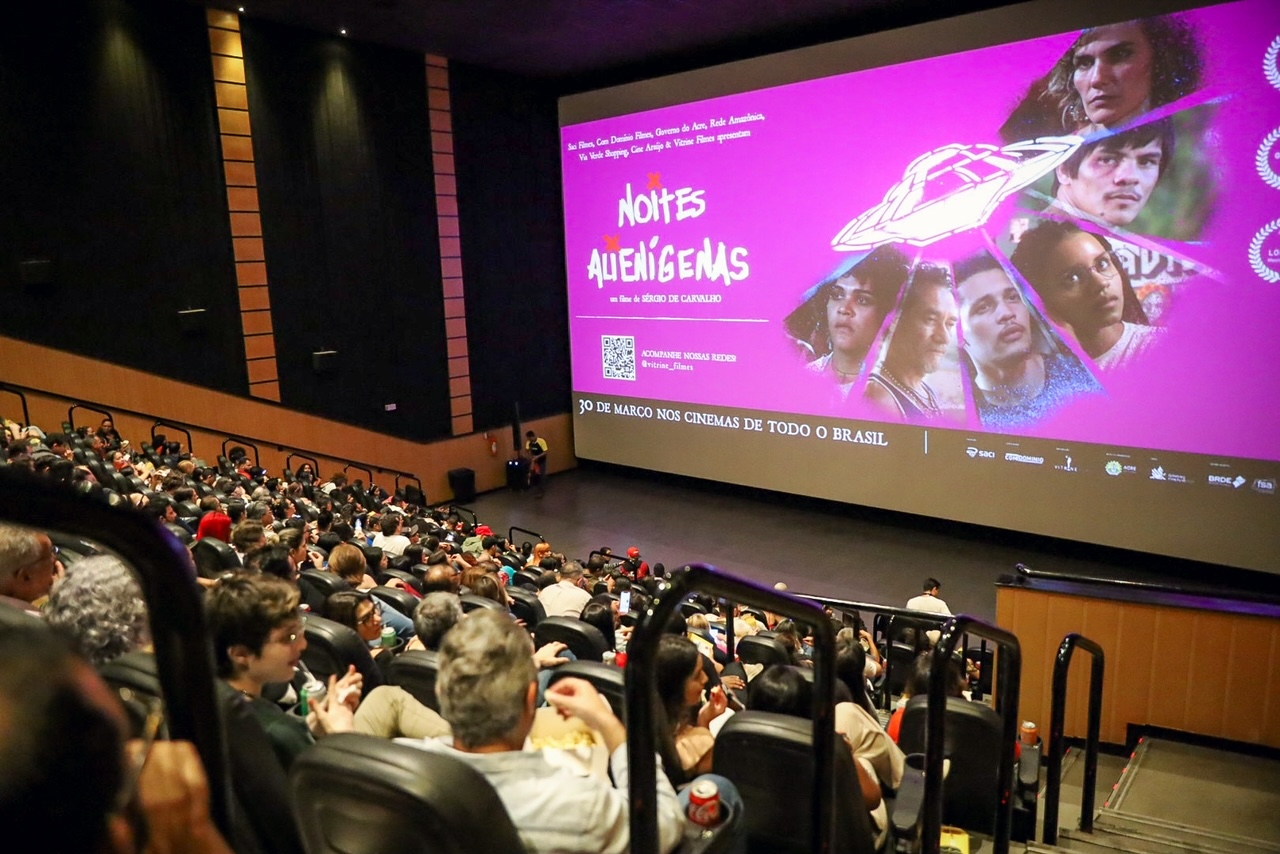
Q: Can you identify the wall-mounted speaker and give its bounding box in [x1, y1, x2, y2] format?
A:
[312, 350, 338, 374]
[18, 258, 53, 286]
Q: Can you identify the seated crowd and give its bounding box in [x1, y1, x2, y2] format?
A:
[0, 416, 997, 853]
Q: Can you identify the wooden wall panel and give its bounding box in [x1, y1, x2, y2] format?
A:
[0, 335, 574, 499]
[997, 586, 1280, 749]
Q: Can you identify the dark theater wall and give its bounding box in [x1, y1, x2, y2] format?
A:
[0, 0, 247, 395]
[450, 63, 572, 431]
[241, 19, 451, 442]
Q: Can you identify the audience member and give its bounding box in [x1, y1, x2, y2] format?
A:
[401, 610, 686, 854]
[0, 522, 57, 617]
[538, 560, 592, 618]
[44, 555, 151, 666]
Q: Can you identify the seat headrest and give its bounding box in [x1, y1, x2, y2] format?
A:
[291, 734, 524, 854]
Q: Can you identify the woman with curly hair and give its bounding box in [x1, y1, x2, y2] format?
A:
[1001, 14, 1203, 139]
[45, 555, 151, 666]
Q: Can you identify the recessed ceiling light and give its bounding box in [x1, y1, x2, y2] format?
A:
[340, 28, 348, 35]
[237, 6, 244, 11]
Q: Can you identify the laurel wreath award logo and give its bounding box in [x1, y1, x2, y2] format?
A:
[1257, 128, 1280, 190]
[1266, 36, 1280, 91]
[1248, 219, 1280, 283]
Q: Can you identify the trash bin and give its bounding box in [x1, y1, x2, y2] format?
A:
[506, 458, 529, 491]
[447, 467, 476, 503]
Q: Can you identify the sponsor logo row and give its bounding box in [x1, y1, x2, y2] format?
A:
[961, 443, 1276, 494]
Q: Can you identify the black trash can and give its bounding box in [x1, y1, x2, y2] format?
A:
[506, 458, 529, 491]
[447, 467, 476, 503]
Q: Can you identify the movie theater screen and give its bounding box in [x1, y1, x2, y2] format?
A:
[560, 0, 1280, 574]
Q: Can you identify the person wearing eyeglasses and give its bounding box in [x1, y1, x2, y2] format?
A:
[0, 522, 60, 618]
[1012, 220, 1159, 371]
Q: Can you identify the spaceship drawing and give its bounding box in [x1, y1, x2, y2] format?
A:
[831, 136, 1082, 251]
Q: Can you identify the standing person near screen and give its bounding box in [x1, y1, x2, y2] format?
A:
[953, 253, 1099, 430]
[865, 264, 958, 422]
[905, 577, 951, 616]
[1011, 221, 1158, 371]
[786, 244, 910, 397]
[524, 430, 549, 497]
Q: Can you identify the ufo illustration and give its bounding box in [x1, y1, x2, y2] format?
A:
[831, 136, 1082, 251]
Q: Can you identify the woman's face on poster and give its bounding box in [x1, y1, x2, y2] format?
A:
[1072, 22, 1154, 128]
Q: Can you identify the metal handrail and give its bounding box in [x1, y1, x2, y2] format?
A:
[921, 616, 1021, 854]
[393, 472, 424, 502]
[285, 453, 319, 479]
[151, 420, 193, 454]
[1043, 633, 1105, 845]
[0, 466, 231, 838]
[0, 380, 422, 490]
[1013, 562, 1280, 608]
[221, 437, 260, 468]
[67, 402, 113, 433]
[508, 526, 544, 546]
[0, 383, 31, 427]
[793, 593, 951, 708]
[342, 462, 373, 485]
[628, 564, 837, 854]
[448, 505, 477, 524]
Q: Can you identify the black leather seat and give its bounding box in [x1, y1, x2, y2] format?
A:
[99, 650, 167, 738]
[370, 585, 419, 618]
[533, 616, 609, 662]
[384, 649, 442, 711]
[506, 585, 546, 628]
[736, 635, 791, 667]
[897, 695, 1004, 835]
[189, 535, 240, 581]
[299, 569, 352, 610]
[513, 569, 541, 589]
[460, 593, 507, 614]
[291, 733, 525, 854]
[302, 614, 383, 691]
[713, 711, 878, 854]
[545, 660, 626, 722]
[379, 567, 423, 594]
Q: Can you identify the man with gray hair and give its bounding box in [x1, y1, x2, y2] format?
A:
[404, 609, 685, 853]
[0, 522, 58, 617]
[412, 591, 463, 650]
[537, 559, 592, 618]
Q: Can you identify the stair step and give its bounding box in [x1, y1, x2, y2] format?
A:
[1093, 809, 1280, 854]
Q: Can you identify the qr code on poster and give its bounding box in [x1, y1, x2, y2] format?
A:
[601, 335, 636, 381]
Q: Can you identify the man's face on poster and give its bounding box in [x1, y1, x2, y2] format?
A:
[1056, 139, 1163, 226]
[888, 284, 957, 375]
[957, 269, 1033, 370]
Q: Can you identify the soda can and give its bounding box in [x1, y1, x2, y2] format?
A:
[1020, 720, 1038, 746]
[687, 779, 720, 827]
[381, 627, 398, 650]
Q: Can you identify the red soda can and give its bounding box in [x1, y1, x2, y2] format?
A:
[687, 779, 721, 827]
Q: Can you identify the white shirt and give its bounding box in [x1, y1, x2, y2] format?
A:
[1095, 322, 1162, 371]
[905, 593, 951, 616]
[401, 737, 684, 854]
[378, 534, 412, 557]
[538, 580, 593, 619]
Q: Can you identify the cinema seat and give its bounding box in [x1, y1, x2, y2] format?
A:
[506, 585, 546, 628]
[369, 585, 418, 618]
[291, 733, 524, 854]
[534, 616, 609, 662]
[384, 649, 442, 711]
[713, 711, 878, 854]
[897, 695, 1004, 835]
[302, 614, 383, 691]
[546, 661, 626, 722]
[736, 635, 791, 667]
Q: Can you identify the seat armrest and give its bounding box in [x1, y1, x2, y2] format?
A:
[1018, 743, 1041, 790]
[890, 761, 926, 841]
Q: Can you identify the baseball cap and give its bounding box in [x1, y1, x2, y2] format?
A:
[628, 547, 640, 559]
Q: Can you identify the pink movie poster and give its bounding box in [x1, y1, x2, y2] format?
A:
[562, 0, 1280, 464]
